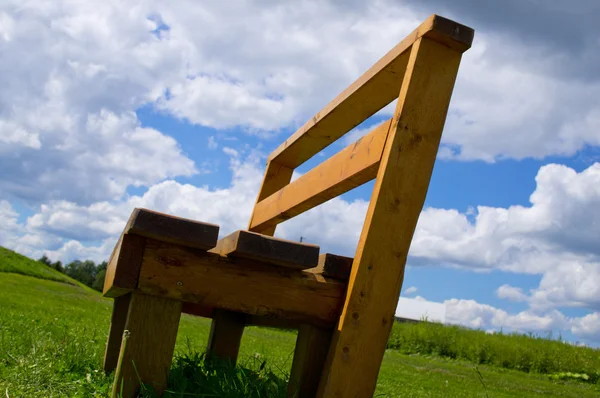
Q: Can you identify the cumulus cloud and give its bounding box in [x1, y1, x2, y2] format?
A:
[446, 298, 565, 332]
[571, 313, 600, 341]
[2, 0, 597, 209]
[404, 286, 418, 296]
[0, 201, 22, 247]
[496, 284, 528, 302]
[394, 293, 600, 343]
[0, 1, 197, 204]
[445, 298, 600, 342]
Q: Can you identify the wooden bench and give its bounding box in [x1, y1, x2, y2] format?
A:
[102, 14, 474, 398]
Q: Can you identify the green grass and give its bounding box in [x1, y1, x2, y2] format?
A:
[388, 320, 600, 380]
[0, 246, 82, 286]
[1, 246, 599, 397]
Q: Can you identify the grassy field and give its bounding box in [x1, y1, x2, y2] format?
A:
[1, 248, 599, 397]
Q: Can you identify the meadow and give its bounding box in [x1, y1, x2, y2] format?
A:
[1, 247, 599, 397]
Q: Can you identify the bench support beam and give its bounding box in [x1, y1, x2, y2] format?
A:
[317, 36, 466, 397]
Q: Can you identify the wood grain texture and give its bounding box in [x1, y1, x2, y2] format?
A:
[125, 207, 220, 251]
[111, 291, 182, 398]
[215, 230, 320, 270]
[317, 37, 467, 398]
[103, 294, 131, 373]
[137, 239, 346, 327]
[268, 14, 473, 169]
[287, 325, 333, 398]
[250, 120, 390, 233]
[248, 161, 294, 236]
[206, 309, 246, 364]
[103, 234, 145, 298]
[306, 253, 353, 281]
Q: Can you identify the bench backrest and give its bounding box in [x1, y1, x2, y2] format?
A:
[246, 14, 474, 396]
[248, 14, 473, 238]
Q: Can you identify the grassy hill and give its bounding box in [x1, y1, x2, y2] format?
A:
[0, 246, 599, 397]
[0, 246, 83, 286]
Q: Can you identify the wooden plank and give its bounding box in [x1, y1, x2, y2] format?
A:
[206, 309, 246, 364]
[250, 120, 391, 233]
[137, 238, 346, 327]
[103, 234, 145, 298]
[305, 253, 353, 281]
[182, 302, 215, 318]
[125, 207, 219, 251]
[268, 14, 473, 169]
[287, 325, 333, 398]
[317, 37, 467, 398]
[181, 302, 301, 329]
[103, 294, 132, 373]
[214, 230, 320, 270]
[248, 161, 294, 236]
[111, 291, 182, 398]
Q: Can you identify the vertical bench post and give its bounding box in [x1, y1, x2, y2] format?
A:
[317, 36, 468, 397]
[206, 309, 246, 363]
[111, 291, 182, 398]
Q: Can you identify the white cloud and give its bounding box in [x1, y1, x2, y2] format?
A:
[496, 284, 528, 302]
[396, 294, 600, 343]
[0, 201, 22, 247]
[445, 298, 568, 333]
[0, 1, 197, 204]
[396, 296, 445, 323]
[445, 298, 600, 343]
[571, 313, 600, 341]
[404, 286, 418, 295]
[1, 0, 599, 211]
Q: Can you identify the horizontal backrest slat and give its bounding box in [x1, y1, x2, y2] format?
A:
[250, 120, 391, 233]
[267, 14, 473, 169]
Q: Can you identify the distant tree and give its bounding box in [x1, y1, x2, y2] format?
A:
[65, 260, 97, 287]
[92, 268, 106, 292]
[38, 255, 52, 266]
[38, 255, 65, 273]
[97, 261, 108, 272]
[51, 260, 64, 273]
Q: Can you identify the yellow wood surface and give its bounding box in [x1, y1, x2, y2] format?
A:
[250, 120, 390, 233]
[103, 234, 145, 298]
[111, 291, 182, 398]
[248, 161, 293, 236]
[214, 229, 320, 269]
[137, 239, 346, 327]
[267, 14, 473, 169]
[316, 37, 467, 397]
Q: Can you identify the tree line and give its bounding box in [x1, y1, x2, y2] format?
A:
[38, 255, 107, 292]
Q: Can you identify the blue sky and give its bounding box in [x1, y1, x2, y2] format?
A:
[1, 0, 599, 346]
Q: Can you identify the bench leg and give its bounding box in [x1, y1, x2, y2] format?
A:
[206, 309, 246, 364]
[104, 294, 132, 373]
[287, 325, 333, 398]
[111, 291, 182, 398]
